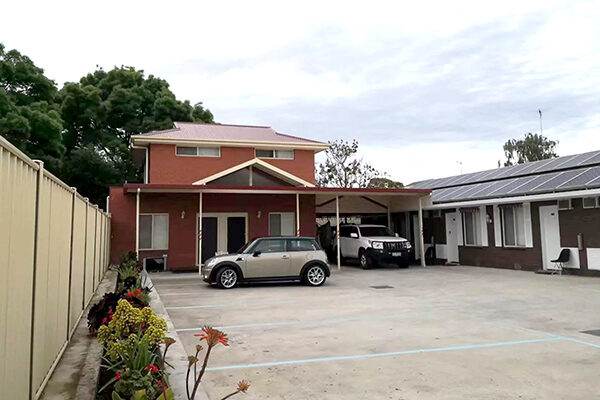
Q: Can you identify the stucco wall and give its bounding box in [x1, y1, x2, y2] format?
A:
[148, 144, 316, 185]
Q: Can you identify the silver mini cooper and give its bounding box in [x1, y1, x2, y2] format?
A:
[201, 237, 330, 289]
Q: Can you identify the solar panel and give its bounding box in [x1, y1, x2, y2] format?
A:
[443, 182, 491, 202]
[558, 152, 597, 169]
[578, 151, 600, 166]
[557, 166, 600, 190]
[433, 185, 468, 202]
[492, 163, 531, 179]
[509, 172, 561, 195]
[473, 179, 517, 198]
[465, 182, 498, 199]
[530, 169, 584, 193]
[585, 173, 600, 188]
[496, 176, 538, 195]
[430, 187, 455, 201]
[532, 155, 578, 174]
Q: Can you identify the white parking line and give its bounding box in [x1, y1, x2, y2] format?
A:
[166, 304, 226, 310]
[205, 337, 562, 371]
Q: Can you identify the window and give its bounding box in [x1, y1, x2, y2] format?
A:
[359, 226, 394, 237]
[339, 226, 359, 238]
[287, 239, 320, 251]
[269, 212, 295, 236]
[583, 197, 598, 209]
[558, 199, 572, 210]
[139, 214, 168, 250]
[501, 205, 526, 247]
[176, 146, 220, 157]
[461, 209, 481, 246]
[256, 149, 294, 159]
[253, 238, 286, 253]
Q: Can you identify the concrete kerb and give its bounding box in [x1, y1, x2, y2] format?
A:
[39, 269, 118, 400]
[147, 275, 210, 400]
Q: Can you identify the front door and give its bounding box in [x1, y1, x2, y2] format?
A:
[244, 238, 291, 278]
[227, 217, 246, 253]
[539, 205, 561, 270]
[201, 217, 218, 263]
[445, 212, 459, 263]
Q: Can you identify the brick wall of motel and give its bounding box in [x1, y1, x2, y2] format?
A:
[109, 188, 317, 270]
[558, 197, 600, 275]
[148, 144, 316, 185]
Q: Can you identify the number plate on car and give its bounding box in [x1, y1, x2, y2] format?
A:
[392, 252, 402, 257]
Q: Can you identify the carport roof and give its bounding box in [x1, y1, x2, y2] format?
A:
[122, 183, 431, 196]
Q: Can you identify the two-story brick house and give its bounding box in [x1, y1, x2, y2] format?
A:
[109, 122, 431, 271]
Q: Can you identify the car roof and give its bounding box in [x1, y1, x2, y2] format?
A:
[339, 224, 387, 228]
[254, 236, 316, 240]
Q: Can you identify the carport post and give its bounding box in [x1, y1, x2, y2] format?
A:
[198, 191, 203, 273]
[418, 196, 426, 267]
[135, 188, 140, 258]
[387, 206, 391, 229]
[336, 195, 341, 270]
[296, 192, 300, 236]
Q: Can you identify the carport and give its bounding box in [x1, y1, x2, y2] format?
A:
[311, 187, 432, 269]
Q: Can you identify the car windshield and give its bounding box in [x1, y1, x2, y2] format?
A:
[360, 226, 394, 237]
[236, 239, 257, 254]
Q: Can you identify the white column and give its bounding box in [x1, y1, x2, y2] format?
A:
[387, 206, 391, 229]
[418, 197, 426, 267]
[198, 192, 203, 272]
[135, 188, 140, 258]
[336, 195, 341, 270]
[296, 193, 300, 236]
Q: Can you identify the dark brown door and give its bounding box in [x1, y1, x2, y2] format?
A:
[227, 217, 246, 253]
[201, 217, 218, 263]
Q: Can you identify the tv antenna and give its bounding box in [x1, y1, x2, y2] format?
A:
[539, 109, 543, 135]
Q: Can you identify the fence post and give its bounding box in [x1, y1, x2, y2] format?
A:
[82, 198, 89, 309]
[66, 188, 77, 339]
[28, 160, 44, 400]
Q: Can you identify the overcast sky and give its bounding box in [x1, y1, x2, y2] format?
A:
[2, 0, 600, 184]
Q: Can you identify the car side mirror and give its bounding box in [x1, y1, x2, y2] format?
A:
[350, 232, 359, 239]
[252, 251, 261, 257]
[395, 233, 399, 237]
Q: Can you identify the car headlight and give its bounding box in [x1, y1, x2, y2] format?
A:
[206, 258, 218, 267]
[405, 242, 412, 249]
[371, 241, 384, 249]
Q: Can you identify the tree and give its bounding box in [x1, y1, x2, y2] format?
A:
[0, 43, 64, 171]
[503, 133, 558, 166]
[59, 66, 214, 205]
[368, 177, 404, 188]
[316, 139, 397, 188]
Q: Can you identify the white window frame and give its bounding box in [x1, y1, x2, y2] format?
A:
[255, 149, 294, 160]
[461, 209, 482, 246]
[268, 212, 295, 236]
[175, 146, 221, 157]
[500, 205, 526, 248]
[558, 199, 572, 210]
[139, 213, 169, 250]
[582, 197, 598, 209]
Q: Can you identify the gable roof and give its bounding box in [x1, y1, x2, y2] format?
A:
[131, 122, 329, 151]
[193, 158, 316, 187]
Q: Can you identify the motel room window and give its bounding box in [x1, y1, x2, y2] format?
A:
[176, 146, 220, 157]
[557, 199, 572, 210]
[255, 149, 294, 159]
[139, 214, 169, 250]
[461, 208, 481, 246]
[269, 212, 295, 236]
[501, 205, 526, 247]
[582, 197, 599, 209]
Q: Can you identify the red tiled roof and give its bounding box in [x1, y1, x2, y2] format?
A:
[133, 122, 327, 145]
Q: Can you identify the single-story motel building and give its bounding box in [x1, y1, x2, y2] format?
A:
[108, 122, 600, 277]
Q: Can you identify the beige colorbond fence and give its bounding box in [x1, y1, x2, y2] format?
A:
[0, 135, 111, 400]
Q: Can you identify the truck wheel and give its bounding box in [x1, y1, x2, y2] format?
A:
[359, 250, 372, 269]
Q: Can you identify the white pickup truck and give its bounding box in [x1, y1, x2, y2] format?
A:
[336, 224, 412, 269]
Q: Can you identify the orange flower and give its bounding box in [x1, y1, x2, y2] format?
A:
[237, 380, 250, 393]
[194, 326, 229, 347]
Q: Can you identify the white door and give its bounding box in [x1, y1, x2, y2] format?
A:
[445, 212, 459, 263]
[539, 205, 561, 270]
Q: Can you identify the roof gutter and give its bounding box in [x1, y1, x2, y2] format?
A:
[130, 136, 330, 152]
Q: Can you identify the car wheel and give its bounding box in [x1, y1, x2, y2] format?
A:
[305, 265, 327, 286]
[216, 267, 238, 289]
[359, 250, 372, 269]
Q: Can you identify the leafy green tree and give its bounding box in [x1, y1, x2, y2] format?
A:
[59, 66, 214, 205]
[0, 43, 64, 171]
[503, 133, 558, 166]
[316, 139, 395, 188]
[368, 177, 404, 188]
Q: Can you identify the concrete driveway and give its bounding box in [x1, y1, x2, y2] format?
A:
[151, 265, 600, 399]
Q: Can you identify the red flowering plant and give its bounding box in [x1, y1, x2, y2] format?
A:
[99, 332, 176, 400]
[186, 327, 250, 400]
